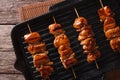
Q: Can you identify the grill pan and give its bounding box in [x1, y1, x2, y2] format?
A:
[11, 0, 120, 80]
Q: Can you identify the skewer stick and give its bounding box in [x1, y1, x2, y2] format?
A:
[52, 16, 77, 79]
[95, 60, 99, 69]
[99, 0, 104, 8]
[53, 16, 57, 23]
[71, 67, 77, 79]
[27, 24, 32, 33]
[74, 8, 80, 18]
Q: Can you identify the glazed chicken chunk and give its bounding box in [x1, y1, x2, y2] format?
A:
[24, 32, 41, 44]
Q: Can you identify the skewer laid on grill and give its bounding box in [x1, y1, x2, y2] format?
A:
[48, 16, 78, 79]
[73, 8, 101, 69]
[98, 0, 120, 52]
[24, 24, 54, 80]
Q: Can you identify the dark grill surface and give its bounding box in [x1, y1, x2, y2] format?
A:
[11, 0, 120, 80]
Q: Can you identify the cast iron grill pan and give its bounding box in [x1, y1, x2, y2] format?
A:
[11, 0, 120, 80]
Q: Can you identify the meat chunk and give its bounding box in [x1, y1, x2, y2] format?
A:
[24, 32, 41, 44]
[78, 29, 94, 41]
[104, 17, 116, 32]
[98, 6, 114, 22]
[73, 17, 88, 29]
[27, 42, 46, 55]
[87, 50, 101, 63]
[105, 26, 120, 39]
[61, 53, 78, 69]
[33, 53, 53, 67]
[54, 34, 70, 48]
[110, 37, 120, 51]
[48, 23, 65, 36]
[58, 45, 73, 60]
[38, 66, 54, 80]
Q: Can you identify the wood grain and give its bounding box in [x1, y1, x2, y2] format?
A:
[0, 0, 63, 24]
[0, 25, 24, 79]
[0, 74, 25, 80]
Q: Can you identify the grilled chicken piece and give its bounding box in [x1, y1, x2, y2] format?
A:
[27, 42, 46, 55]
[48, 23, 65, 36]
[110, 37, 120, 51]
[104, 17, 116, 32]
[54, 34, 70, 48]
[87, 50, 101, 63]
[105, 26, 120, 39]
[58, 45, 72, 59]
[38, 66, 54, 80]
[83, 43, 96, 51]
[24, 32, 41, 44]
[78, 29, 94, 41]
[61, 53, 78, 69]
[33, 53, 53, 68]
[82, 38, 96, 51]
[58, 45, 77, 69]
[80, 38, 96, 46]
[73, 17, 88, 32]
[98, 6, 114, 22]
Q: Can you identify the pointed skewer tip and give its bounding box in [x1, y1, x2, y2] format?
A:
[27, 24, 32, 33]
[74, 7, 80, 18]
[53, 16, 56, 23]
[95, 60, 99, 69]
[99, 0, 104, 8]
[71, 67, 77, 79]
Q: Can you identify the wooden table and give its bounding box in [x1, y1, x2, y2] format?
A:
[0, 0, 63, 79]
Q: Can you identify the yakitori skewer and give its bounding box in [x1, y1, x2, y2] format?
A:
[24, 24, 54, 80]
[98, 0, 120, 52]
[73, 8, 101, 69]
[48, 16, 78, 79]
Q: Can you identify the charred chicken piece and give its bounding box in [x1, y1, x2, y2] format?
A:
[38, 66, 54, 80]
[33, 53, 53, 68]
[78, 29, 94, 41]
[61, 53, 78, 69]
[58, 45, 72, 60]
[105, 26, 120, 39]
[54, 34, 70, 48]
[110, 37, 120, 51]
[24, 32, 41, 44]
[87, 50, 101, 63]
[98, 6, 114, 22]
[27, 42, 46, 55]
[81, 38, 96, 51]
[104, 17, 116, 32]
[48, 23, 65, 36]
[58, 45, 77, 69]
[73, 17, 88, 31]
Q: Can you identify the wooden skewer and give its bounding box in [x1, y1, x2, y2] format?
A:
[52, 16, 77, 79]
[53, 16, 57, 23]
[95, 60, 99, 69]
[71, 67, 77, 79]
[99, 0, 104, 8]
[27, 24, 32, 33]
[74, 8, 100, 70]
[74, 8, 80, 18]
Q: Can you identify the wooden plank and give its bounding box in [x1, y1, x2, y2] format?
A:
[0, 0, 63, 24]
[0, 74, 25, 80]
[0, 25, 21, 74]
